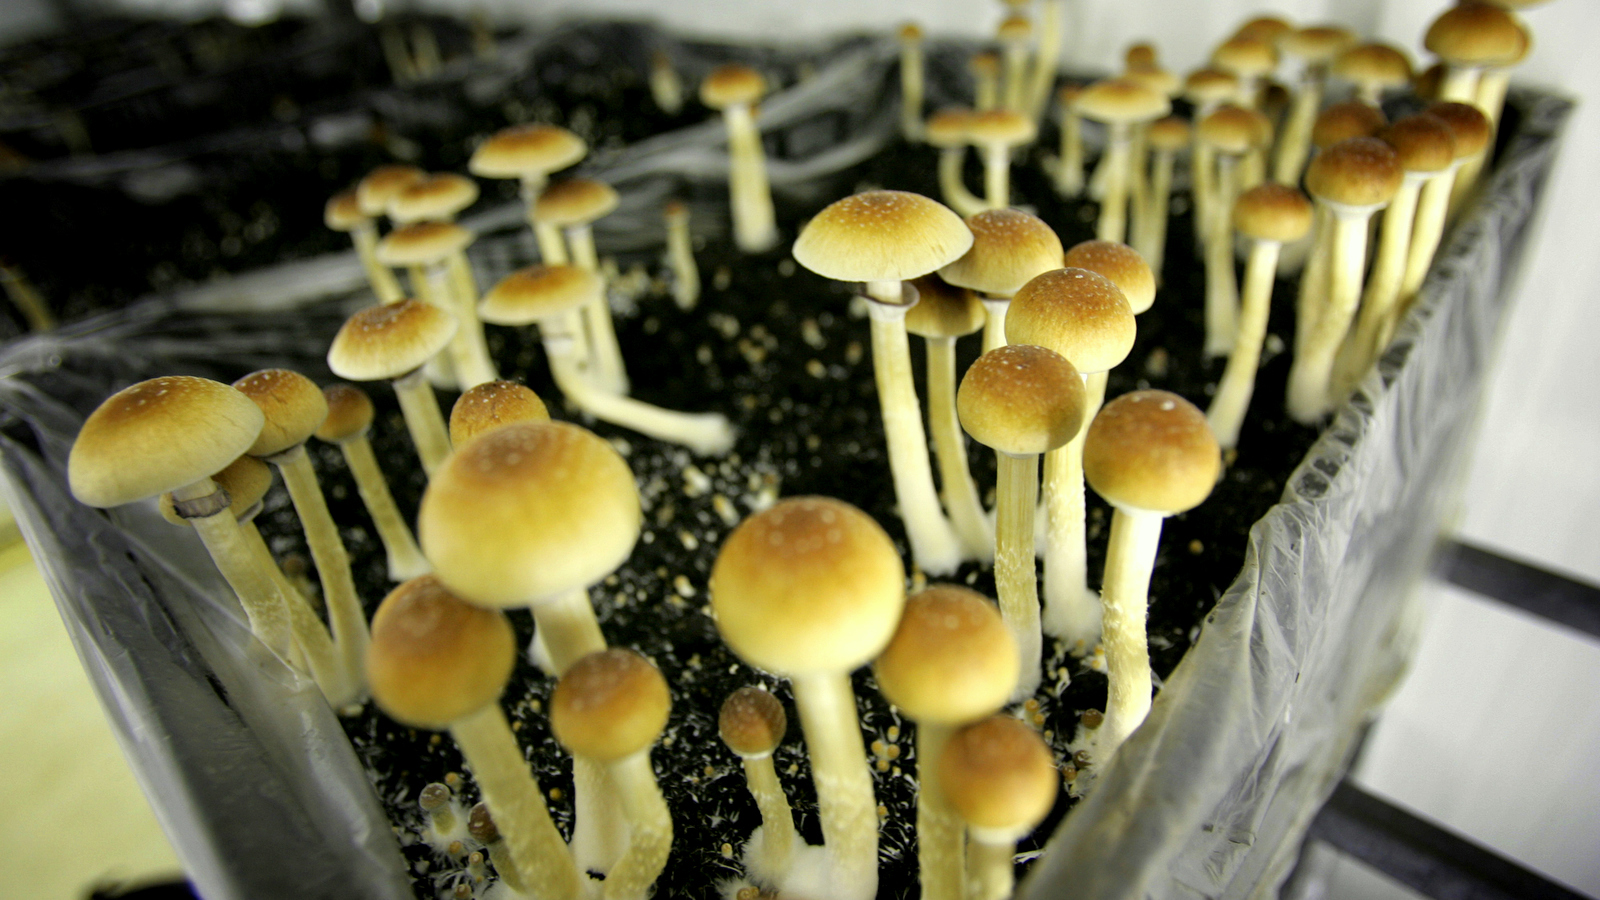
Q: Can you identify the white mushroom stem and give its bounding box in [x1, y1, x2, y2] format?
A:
[900, 37, 925, 140]
[445, 252, 499, 388]
[425, 264, 496, 390]
[740, 752, 797, 881]
[966, 833, 1020, 900]
[915, 721, 964, 900]
[1054, 109, 1085, 197]
[542, 326, 736, 455]
[791, 671, 879, 900]
[1203, 154, 1241, 358]
[979, 142, 1014, 210]
[1139, 146, 1177, 277]
[1273, 72, 1324, 187]
[1398, 163, 1465, 311]
[980, 298, 1009, 354]
[566, 224, 631, 396]
[939, 148, 988, 218]
[350, 222, 405, 303]
[1001, 43, 1029, 112]
[1287, 200, 1383, 423]
[974, 67, 999, 112]
[1439, 66, 1483, 106]
[1093, 506, 1165, 764]
[722, 101, 779, 253]
[530, 587, 606, 674]
[598, 751, 672, 900]
[1024, 0, 1064, 120]
[1294, 206, 1334, 358]
[406, 264, 459, 389]
[449, 704, 587, 900]
[170, 478, 293, 661]
[240, 519, 355, 706]
[1040, 413, 1098, 653]
[666, 210, 701, 310]
[1191, 139, 1217, 252]
[926, 336, 993, 562]
[1096, 123, 1133, 243]
[994, 452, 1043, 699]
[1336, 171, 1428, 396]
[391, 368, 453, 476]
[864, 285, 964, 575]
[337, 433, 430, 581]
[1207, 237, 1284, 449]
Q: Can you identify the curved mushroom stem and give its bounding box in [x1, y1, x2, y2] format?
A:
[1096, 123, 1132, 243]
[1398, 164, 1464, 313]
[1208, 239, 1283, 450]
[938, 148, 988, 218]
[965, 836, 1018, 900]
[740, 753, 797, 884]
[1040, 425, 1098, 654]
[1336, 173, 1427, 396]
[1203, 154, 1241, 358]
[391, 368, 453, 477]
[350, 222, 405, 304]
[995, 452, 1042, 699]
[240, 519, 356, 707]
[915, 721, 965, 900]
[566, 223, 631, 396]
[599, 751, 672, 900]
[338, 433, 430, 581]
[449, 704, 586, 900]
[171, 478, 293, 661]
[926, 336, 993, 562]
[1092, 506, 1165, 765]
[1294, 205, 1334, 358]
[791, 671, 879, 900]
[865, 286, 964, 576]
[1287, 202, 1380, 422]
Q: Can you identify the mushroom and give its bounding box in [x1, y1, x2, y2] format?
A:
[996, 14, 1033, 113]
[1286, 137, 1402, 423]
[873, 585, 1017, 900]
[719, 687, 798, 887]
[710, 497, 905, 900]
[1022, 0, 1066, 119]
[792, 190, 973, 575]
[1271, 25, 1356, 186]
[479, 263, 736, 454]
[325, 189, 405, 304]
[375, 221, 498, 390]
[467, 123, 588, 263]
[969, 52, 1001, 112]
[1211, 33, 1278, 111]
[467, 802, 527, 894]
[550, 649, 674, 900]
[924, 107, 987, 218]
[1196, 104, 1269, 358]
[966, 109, 1036, 210]
[663, 199, 701, 310]
[1063, 240, 1156, 319]
[899, 22, 926, 140]
[535, 177, 629, 395]
[1333, 42, 1414, 107]
[1181, 67, 1241, 247]
[648, 50, 684, 116]
[315, 384, 429, 582]
[701, 63, 778, 253]
[1075, 77, 1171, 244]
[366, 575, 585, 900]
[233, 368, 370, 706]
[326, 298, 457, 476]
[356, 163, 425, 223]
[448, 380, 549, 446]
[1206, 183, 1314, 450]
[68, 376, 290, 661]
[1425, 1, 1524, 106]
[1396, 101, 1491, 318]
[938, 715, 1058, 900]
[386, 172, 479, 227]
[940, 207, 1064, 355]
[1233, 14, 1293, 46]
[1135, 115, 1190, 276]
[905, 274, 992, 562]
[418, 782, 466, 850]
[1082, 390, 1219, 763]
[1454, 13, 1530, 207]
[1005, 268, 1136, 653]
[958, 344, 1085, 698]
[1119, 63, 1181, 246]
[1051, 86, 1086, 198]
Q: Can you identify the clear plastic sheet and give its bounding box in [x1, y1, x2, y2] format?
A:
[0, 21, 1572, 900]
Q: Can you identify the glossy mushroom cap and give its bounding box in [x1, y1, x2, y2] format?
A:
[939, 208, 1064, 297]
[1312, 101, 1388, 150]
[938, 715, 1057, 842]
[232, 368, 328, 457]
[449, 381, 549, 446]
[551, 648, 671, 763]
[1305, 137, 1403, 208]
[69, 376, 265, 508]
[328, 298, 459, 382]
[905, 275, 985, 339]
[324, 190, 367, 232]
[874, 585, 1017, 724]
[158, 454, 274, 526]
[468, 124, 587, 180]
[719, 687, 787, 759]
[479, 263, 605, 327]
[1425, 2, 1524, 68]
[957, 344, 1085, 457]
[1233, 183, 1314, 244]
[792, 190, 973, 287]
[700, 63, 766, 109]
[710, 496, 904, 677]
[419, 420, 640, 608]
[357, 164, 425, 218]
[1005, 267, 1136, 375]
[1063, 241, 1155, 315]
[375, 221, 474, 268]
[367, 575, 516, 729]
[1381, 114, 1458, 175]
[534, 178, 620, 228]
[1425, 101, 1492, 160]
[316, 384, 376, 443]
[1074, 77, 1171, 125]
[389, 173, 479, 225]
[1082, 389, 1219, 515]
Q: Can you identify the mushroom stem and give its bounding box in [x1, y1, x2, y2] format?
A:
[979, 298, 1009, 354]
[938, 148, 987, 218]
[172, 479, 293, 661]
[900, 34, 925, 140]
[1336, 174, 1425, 395]
[791, 671, 879, 900]
[240, 519, 356, 706]
[994, 452, 1042, 699]
[1398, 168, 1460, 308]
[392, 368, 453, 476]
[1203, 155, 1241, 358]
[566, 223, 631, 396]
[1040, 430, 1097, 652]
[665, 204, 701, 310]
[1094, 506, 1164, 763]
[926, 336, 993, 562]
[426, 264, 496, 390]
[1208, 238, 1282, 449]
[916, 721, 964, 900]
[599, 751, 672, 900]
[980, 143, 1012, 210]
[1024, 0, 1064, 120]
[351, 222, 405, 304]
[741, 754, 797, 880]
[530, 587, 606, 675]
[965, 837, 1017, 900]
[865, 289, 964, 575]
[1273, 74, 1323, 186]
[1438, 66, 1482, 106]
[723, 102, 779, 253]
[338, 433, 431, 581]
[445, 253, 499, 389]
[1138, 147, 1176, 277]
[448, 704, 586, 900]
[1054, 108, 1085, 197]
[1294, 206, 1334, 358]
[1287, 203, 1378, 422]
[1096, 123, 1132, 242]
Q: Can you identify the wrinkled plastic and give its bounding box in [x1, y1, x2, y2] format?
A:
[0, 20, 1571, 900]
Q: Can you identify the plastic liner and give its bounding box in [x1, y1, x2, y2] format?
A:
[0, 20, 1572, 900]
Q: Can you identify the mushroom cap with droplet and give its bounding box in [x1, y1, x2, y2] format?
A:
[480, 264, 605, 327]
[468, 124, 587, 180]
[419, 420, 641, 608]
[958, 344, 1085, 457]
[793, 190, 973, 285]
[449, 381, 549, 446]
[232, 368, 328, 457]
[551, 648, 671, 763]
[874, 584, 1017, 725]
[1234, 183, 1314, 243]
[69, 376, 265, 508]
[1005, 267, 1136, 375]
[719, 686, 788, 759]
[367, 575, 516, 729]
[701, 63, 766, 108]
[905, 275, 985, 339]
[316, 384, 376, 443]
[375, 221, 474, 267]
[1063, 241, 1156, 315]
[1083, 389, 1220, 515]
[939, 208, 1064, 298]
[710, 496, 904, 677]
[158, 454, 274, 526]
[1305, 136, 1403, 208]
[328, 298, 458, 382]
[938, 715, 1058, 842]
[534, 178, 620, 228]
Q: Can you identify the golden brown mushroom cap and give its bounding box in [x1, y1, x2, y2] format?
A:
[479, 264, 605, 327]
[939, 209, 1064, 298]
[367, 575, 516, 730]
[357, 164, 425, 217]
[1278, 25, 1356, 64]
[158, 455, 274, 526]
[468, 124, 587, 180]
[1063, 241, 1156, 315]
[1197, 104, 1270, 155]
[550, 648, 671, 763]
[1425, 2, 1524, 68]
[328, 298, 458, 382]
[1074, 77, 1171, 124]
[324, 190, 367, 232]
[1305, 137, 1403, 208]
[388, 173, 479, 225]
[69, 376, 265, 508]
[905, 275, 985, 339]
[874, 585, 1017, 725]
[316, 384, 376, 443]
[938, 715, 1057, 841]
[957, 344, 1085, 457]
[700, 63, 766, 108]
[1425, 101, 1492, 160]
[1333, 43, 1414, 94]
[924, 107, 974, 149]
[719, 687, 788, 758]
[1212, 34, 1279, 80]
[232, 368, 328, 457]
[1005, 267, 1136, 375]
[710, 496, 904, 677]
[1183, 67, 1240, 107]
[966, 109, 1037, 147]
[1234, 15, 1293, 45]
[1381, 114, 1458, 175]
[375, 221, 474, 267]
[1312, 100, 1389, 150]
[534, 178, 620, 228]
[1082, 390, 1219, 515]
[449, 381, 549, 446]
[1146, 116, 1192, 153]
[1233, 183, 1314, 244]
[793, 190, 973, 286]
[418, 420, 641, 608]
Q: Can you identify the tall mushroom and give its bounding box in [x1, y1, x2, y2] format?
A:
[966, 109, 1037, 210]
[1137, 115, 1190, 276]
[327, 298, 457, 477]
[701, 63, 778, 253]
[1333, 42, 1413, 106]
[1397, 101, 1491, 321]
[663, 199, 701, 310]
[925, 108, 987, 218]
[535, 177, 629, 395]
[792, 190, 973, 576]
[899, 22, 926, 140]
[315, 383, 430, 582]
[1272, 25, 1357, 187]
[375, 221, 497, 390]
[467, 123, 588, 264]
[1075, 77, 1171, 244]
[1196, 104, 1269, 358]
[1425, 1, 1524, 106]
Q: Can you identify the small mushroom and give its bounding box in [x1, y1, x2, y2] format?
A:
[326, 298, 458, 476]
[702, 64, 778, 253]
[315, 383, 430, 582]
[1075, 78, 1171, 243]
[939, 207, 1064, 354]
[448, 380, 549, 447]
[938, 715, 1058, 900]
[1333, 42, 1414, 107]
[535, 177, 629, 395]
[1196, 104, 1271, 358]
[663, 199, 701, 310]
[965, 109, 1037, 210]
[467, 123, 588, 263]
[375, 221, 497, 390]
[924, 108, 987, 218]
[1272, 25, 1357, 186]
[719, 687, 798, 888]
[1135, 115, 1190, 276]
[325, 189, 405, 304]
[467, 802, 525, 894]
